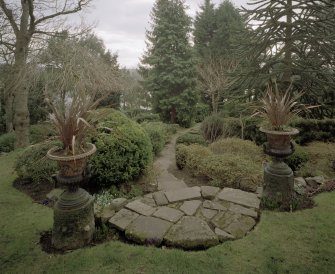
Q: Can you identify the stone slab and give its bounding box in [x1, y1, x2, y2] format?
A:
[140, 197, 157, 207]
[125, 200, 156, 216]
[201, 186, 220, 199]
[125, 216, 173, 246]
[203, 200, 227, 211]
[224, 215, 256, 239]
[164, 187, 201, 203]
[210, 211, 240, 231]
[198, 208, 218, 220]
[99, 207, 116, 224]
[153, 191, 169, 206]
[164, 216, 219, 249]
[153, 206, 184, 223]
[217, 188, 260, 209]
[110, 198, 128, 211]
[180, 200, 202, 216]
[215, 227, 235, 242]
[229, 203, 258, 218]
[108, 208, 139, 231]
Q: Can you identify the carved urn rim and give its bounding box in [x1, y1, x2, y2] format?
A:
[259, 127, 299, 136]
[47, 143, 96, 162]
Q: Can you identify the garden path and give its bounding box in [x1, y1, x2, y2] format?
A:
[155, 131, 188, 191]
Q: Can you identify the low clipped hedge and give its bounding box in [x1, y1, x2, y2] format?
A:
[14, 140, 60, 184]
[141, 122, 168, 155]
[176, 132, 207, 146]
[176, 138, 263, 191]
[90, 109, 153, 187]
[290, 118, 335, 145]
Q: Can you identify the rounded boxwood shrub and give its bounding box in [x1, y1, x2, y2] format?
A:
[90, 110, 153, 187]
[14, 140, 60, 184]
[176, 132, 207, 146]
[177, 141, 263, 191]
[209, 138, 264, 162]
[284, 144, 309, 172]
[141, 122, 168, 155]
[0, 132, 15, 153]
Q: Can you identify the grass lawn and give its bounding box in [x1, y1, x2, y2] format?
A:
[0, 152, 334, 274]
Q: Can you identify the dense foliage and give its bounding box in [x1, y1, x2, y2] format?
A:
[176, 132, 207, 146]
[239, 0, 335, 118]
[14, 140, 60, 184]
[176, 138, 263, 191]
[141, 122, 168, 155]
[90, 110, 153, 187]
[141, 0, 197, 127]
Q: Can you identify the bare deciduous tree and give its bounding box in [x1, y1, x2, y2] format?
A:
[0, 0, 91, 148]
[197, 58, 237, 113]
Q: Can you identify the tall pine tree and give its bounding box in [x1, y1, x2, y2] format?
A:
[141, 0, 197, 127]
[193, 0, 216, 60]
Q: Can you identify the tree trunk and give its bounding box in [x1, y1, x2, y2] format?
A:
[4, 93, 14, 132]
[13, 35, 30, 148]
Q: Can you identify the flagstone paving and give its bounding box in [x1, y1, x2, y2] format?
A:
[100, 186, 261, 249]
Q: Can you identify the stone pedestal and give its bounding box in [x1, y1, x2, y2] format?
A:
[263, 158, 294, 208]
[52, 177, 95, 250]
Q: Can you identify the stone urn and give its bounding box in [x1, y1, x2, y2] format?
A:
[47, 143, 96, 250]
[260, 127, 299, 209]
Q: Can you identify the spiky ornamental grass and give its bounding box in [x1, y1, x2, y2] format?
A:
[42, 40, 121, 155]
[254, 83, 315, 131]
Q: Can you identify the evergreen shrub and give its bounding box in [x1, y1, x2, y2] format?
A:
[0, 132, 15, 153]
[14, 140, 60, 184]
[285, 145, 309, 172]
[90, 110, 153, 187]
[141, 122, 168, 155]
[175, 139, 263, 191]
[290, 118, 335, 144]
[176, 132, 207, 146]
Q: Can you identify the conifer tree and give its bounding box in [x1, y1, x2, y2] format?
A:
[240, 0, 335, 117]
[141, 0, 197, 127]
[193, 0, 216, 60]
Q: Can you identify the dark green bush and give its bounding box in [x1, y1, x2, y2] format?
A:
[0, 123, 54, 153]
[194, 103, 210, 123]
[290, 118, 335, 145]
[176, 132, 207, 146]
[14, 140, 60, 184]
[90, 110, 153, 187]
[29, 123, 53, 144]
[134, 113, 160, 123]
[285, 145, 309, 171]
[0, 132, 15, 153]
[141, 122, 168, 155]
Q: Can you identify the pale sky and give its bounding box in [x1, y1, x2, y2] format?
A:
[84, 0, 248, 68]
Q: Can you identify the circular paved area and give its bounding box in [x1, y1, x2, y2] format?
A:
[95, 186, 261, 249]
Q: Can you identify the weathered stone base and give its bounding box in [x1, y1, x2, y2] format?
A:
[263, 159, 294, 209]
[52, 188, 95, 250]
